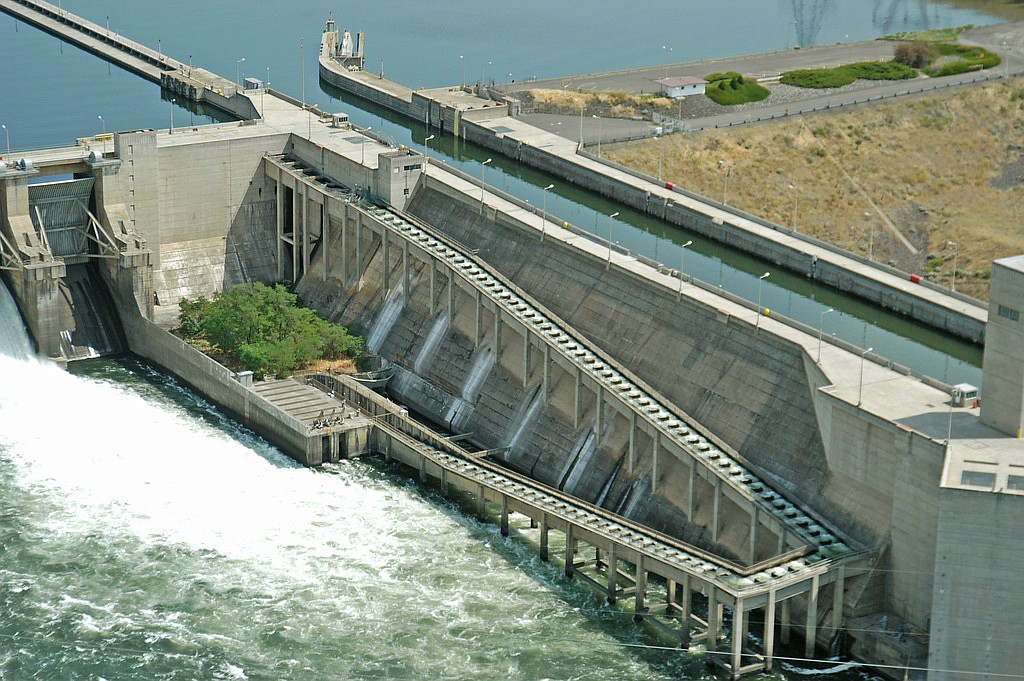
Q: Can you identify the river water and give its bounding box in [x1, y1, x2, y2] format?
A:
[0, 2, 1007, 678]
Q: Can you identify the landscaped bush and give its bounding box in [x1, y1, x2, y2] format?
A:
[704, 71, 770, 105]
[925, 44, 1000, 77]
[178, 282, 363, 379]
[894, 42, 939, 68]
[781, 61, 917, 89]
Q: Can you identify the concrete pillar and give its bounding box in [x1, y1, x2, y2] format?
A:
[542, 344, 551, 402]
[780, 598, 791, 645]
[474, 289, 482, 347]
[539, 514, 549, 561]
[686, 463, 696, 521]
[323, 199, 329, 280]
[606, 546, 617, 604]
[651, 430, 660, 495]
[429, 258, 437, 315]
[573, 367, 582, 429]
[707, 587, 719, 653]
[748, 506, 759, 564]
[732, 600, 745, 679]
[831, 567, 845, 638]
[634, 554, 647, 617]
[564, 524, 575, 577]
[522, 329, 530, 388]
[680, 575, 692, 643]
[477, 482, 486, 520]
[447, 272, 455, 330]
[493, 305, 502, 356]
[805, 574, 819, 658]
[341, 201, 348, 284]
[628, 411, 637, 473]
[275, 169, 284, 281]
[402, 240, 410, 301]
[381, 229, 390, 301]
[594, 384, 604, 442]
[778, 526, 787, 554]
[500, 495, 509, 536]
[765, 590, 777, 671]
[356, 210, 364, 291]
[712, 477, 722, 543]
[291, 181, 300, 278]
[301, 184, 311, 274]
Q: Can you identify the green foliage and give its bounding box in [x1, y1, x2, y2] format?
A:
[781, 60, 917, 89]
[704, 72, 770, 105]
[925, 44, 1000, 77]
[177, 282, 363, 379]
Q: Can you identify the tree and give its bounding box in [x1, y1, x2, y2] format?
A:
[894, 42, 938, 69]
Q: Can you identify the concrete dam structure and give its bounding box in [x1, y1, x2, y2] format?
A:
[2, 4, 1024, 678]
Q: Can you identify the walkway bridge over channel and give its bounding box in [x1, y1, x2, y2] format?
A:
[264, 154, 874, 677]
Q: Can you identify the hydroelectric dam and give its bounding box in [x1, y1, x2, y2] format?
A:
[1, 3, 1023, 679]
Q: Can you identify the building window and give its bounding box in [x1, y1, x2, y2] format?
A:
[961, 470, 996, 488]
[998, 304, 1020, 322]
[1008, 475, 1024, 491]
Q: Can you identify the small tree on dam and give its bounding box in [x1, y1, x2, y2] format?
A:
[177, 282, 363, 380]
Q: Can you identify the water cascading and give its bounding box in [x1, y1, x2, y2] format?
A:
[0, 279, 34, 359]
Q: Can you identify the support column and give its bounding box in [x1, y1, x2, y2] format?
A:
[606, 546, 617, 604]
[341, 201, 349, 284]
[765, 590, 777, 672]
[573, 367, 582, 429]
[679, 575, 692, 644]
[707, 587, 719, 653]
[493, 305, 502, 356]
[748, 506, 759, 564]
[542, 344, 551, 401]
[831, 567, 845, 638]
[381, 230, 390, 301]
[594, 385, 604, 440]
[712, 477, 722, 543]
[447, 273, 455, 330]
[291, 179, 300, 280]
[805, 574, 820, 658]
[522, 329, 530, 388]
[539, 514, 549, 561]
[634, 554, 647, 617]
[356, 210, 364, 291]
[477, 483, 486, 520]
[429, 258, 437, 315]
[300, 183, 309, 274]
[732, 600, 745, 679]
[628, 411, 637, 473]
[275, 170, 284, 281]
[474, 289, 482, 347]
[322, 197, 330, 280]
[780, 598, 791, 645]
[686, 463, 696, 520]
[500, 495, 509, 536]
[402, 240, 410, 300]
[564, 524, 575, 577]
[651, 430, 660, 495]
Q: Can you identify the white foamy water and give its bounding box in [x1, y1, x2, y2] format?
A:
[0, 348, 694, 680]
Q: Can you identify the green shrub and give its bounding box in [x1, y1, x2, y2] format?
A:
[925, 44, 1000, 77]
[177, 282, 363, 379]
[704, 72, 770, 105]
[781, 68, 856, 88]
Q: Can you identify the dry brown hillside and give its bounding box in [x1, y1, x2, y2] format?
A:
[604, 77, 1024, 300]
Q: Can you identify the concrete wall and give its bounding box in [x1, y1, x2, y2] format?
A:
[981, 256, 1024, 436]
[928, 487, 1024, 680]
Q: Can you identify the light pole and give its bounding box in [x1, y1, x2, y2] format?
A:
[678, 239, 692, 298]
[946, 387, 955, 450]
[460, 55, 465, 88]
[946, 240, 958, 291]
[756, 271, 770, 330]
[605, 211, 620, 269]
[541, 183, 554, 241]
[657, 136, 663, 180]
[308, 104, 318, 140]
[97, 115, 105, 154]
[592, 115, 602, 157]
[2, 124, 9, 161]
[361, 127, 372, 165]
[169, 99, 175, 134]
[788, 183, 799, 231]
[578, 104, 585, 148]
[719, 160, 731, 205]
[236, 57, 246, 87]
[662, 45, 673, 78]
[480, 158, 492, 212]
[423, 134, 434, 168]
[817, 308, 834, 363]
[858, 347, 873, 407]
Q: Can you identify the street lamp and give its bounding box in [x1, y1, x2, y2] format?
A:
[308, 104, 318, 140]
[858, 347, 873, 407]
[719, 160, 731, 205]
[662, 45, 673, 78]
[756, 271, 770, 330]
[946, 240, 958, 291]
[97, 115, 105, 154]
[169, 99, 175, 134]
[480, 158, 492, 212]
[678, 239, 693, 298]
[817, 308, 834, 363]
[361, 127, 372, 165]
[788, 183, 799, 231]
[236, 57, 246, 87]
[423, 134, 435, 168]
[657, 136, 663, 180]
[460, 55, 465, 88]
[865, 211, 874, 261]
[606, 211, 620, 269]
[592, 115, 602, 157]
[1, 124, 9, 161]
[541, 183, 554, 241]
